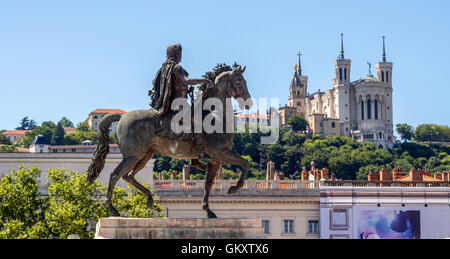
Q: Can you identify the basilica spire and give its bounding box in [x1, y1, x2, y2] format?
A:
[297, 51, 302, 75]
[340, 33, 345, 59]
[382, 36, 387, 62]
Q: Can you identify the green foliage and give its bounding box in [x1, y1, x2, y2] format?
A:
[76, 122, 92, 132]
[45, 169, 107, 239]
[396, 123, 414, 142]
[59, 117, 74, 128]
[63, 131, 98, 145]
[0, 145, 18, 153]
[0, 165, 48, 239]
[287, 114, 308, 132]
[15, 116, 37, 130]
[413, 124, 450, 142]
[50, 122, 65, 146]
[112, 185, 163, 218]
[0, 131, 12, 145]
[0, 166, 164, 239]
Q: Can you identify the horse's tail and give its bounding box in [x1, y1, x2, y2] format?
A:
[87, 114, 122, 185]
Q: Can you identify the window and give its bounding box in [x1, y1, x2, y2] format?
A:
[262, 220, 270, 234]
[53, 149, 57, 153]
[361, 101, 364, 120]
[386, 71, 389, 82]
[71, 148, 76, 152]
[374, 99, 378, 119]
[382, 71, 385, 82]
[367, 99, 371, 120]
[330, 208, 349, 230]
[339, 68, 342, 80]
[284, 220, 294, 234]
[344, 68, 347, 80]
[308, 220, 319, 234]
[94, 115, 98, 119]
[332, 122, 336, 128]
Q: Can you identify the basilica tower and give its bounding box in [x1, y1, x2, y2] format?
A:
[288, 51, 308, 118]
[332, 34, 352, 136]
[376, 36, 394, 146]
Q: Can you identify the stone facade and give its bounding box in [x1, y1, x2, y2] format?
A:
[87, 109, 126, 133]
[280, 35, 394, 149]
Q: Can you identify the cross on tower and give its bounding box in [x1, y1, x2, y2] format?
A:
[297, 51, 302, 75]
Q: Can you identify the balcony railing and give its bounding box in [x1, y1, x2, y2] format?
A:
[152, 180, 322, 194]
[153, 180, 450, 192]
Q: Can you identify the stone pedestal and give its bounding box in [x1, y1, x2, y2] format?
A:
[95, 218, 266, 239]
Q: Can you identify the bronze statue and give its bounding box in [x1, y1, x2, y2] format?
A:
[87, 62, 252, 218]
[149, 44, 213, 170]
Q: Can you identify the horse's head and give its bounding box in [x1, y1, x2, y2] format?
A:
[224, 65, 253, 110]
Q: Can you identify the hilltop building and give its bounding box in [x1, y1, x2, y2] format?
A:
[86, 109, 127, 133]
[279, 34, 394, 149]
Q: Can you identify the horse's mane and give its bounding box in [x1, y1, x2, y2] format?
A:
[198, 62, 240, 89]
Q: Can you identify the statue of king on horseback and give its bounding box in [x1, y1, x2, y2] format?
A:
[87, 44, 253, 218]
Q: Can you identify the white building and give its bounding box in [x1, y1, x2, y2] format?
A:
[87, 109, 127, 133]
[29, 135, 50, 153]
[280, 34, 394, 149]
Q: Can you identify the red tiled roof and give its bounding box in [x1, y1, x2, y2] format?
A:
[90, 109, 126, 115]
[2, 130, 30, 135]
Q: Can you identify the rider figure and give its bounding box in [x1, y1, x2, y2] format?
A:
[149, 44, 213, 170]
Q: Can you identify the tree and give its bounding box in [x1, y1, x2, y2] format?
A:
[0, 165, 49, 239]
[17, 121, 56, 148]
[77, 122, 92, 132]
[51, 122, 65, 146]
[414, 124, 450, 142]
[59, 117, 74, 128]
[0, 166, 164, 239]
[287, 115, 308, 132]
[16, 117, 30, 130]
[396, 123, 414, 142]
[0, 131, 12, 145]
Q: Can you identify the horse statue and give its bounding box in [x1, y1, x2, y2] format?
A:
[87, 65, 252, 218]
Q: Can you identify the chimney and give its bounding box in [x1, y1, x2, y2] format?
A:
[321, 168, 330, 180]
[301, 167, 308, 181]
[392, 167, 403, 181]
[368, 172, 380, 181]
[182, 165, 191, 180]
[434, 172, 443, 181]
[379, 168, 391, 181]
[410, 169, 423, 182]
[171, 170, 178, 180]
[443, 172, 449, 182]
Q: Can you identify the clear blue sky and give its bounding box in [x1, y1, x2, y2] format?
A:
[0, 0, 449, 130]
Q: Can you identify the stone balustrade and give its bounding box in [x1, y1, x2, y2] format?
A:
[152, 180, 450, 197]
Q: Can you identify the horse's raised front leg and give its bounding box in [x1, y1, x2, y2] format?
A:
[214, 149, 250, 195]
[105, 157, 137, 216]
[202, 161, 220, 218]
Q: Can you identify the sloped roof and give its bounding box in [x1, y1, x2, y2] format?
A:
[90, 109, 126, 115]
[31, 135, 49, 145]
[2, 130, 30, 135]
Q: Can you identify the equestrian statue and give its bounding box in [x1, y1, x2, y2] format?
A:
[87, 44, 253, 218]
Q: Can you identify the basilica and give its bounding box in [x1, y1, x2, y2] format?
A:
[279, 34, 394, 149]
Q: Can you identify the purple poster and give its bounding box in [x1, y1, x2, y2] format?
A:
[357, 210, 420, 239]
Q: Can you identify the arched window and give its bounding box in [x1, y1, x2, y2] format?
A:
[381, 71, 385, 82]
[361, 101, 364, 120]
[344, 68, 347, 80]
[367, 99, 371, 120]
[339, 68, 343, 80]
[374, 99, 378, 119]
[386, 71, 389, 83]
